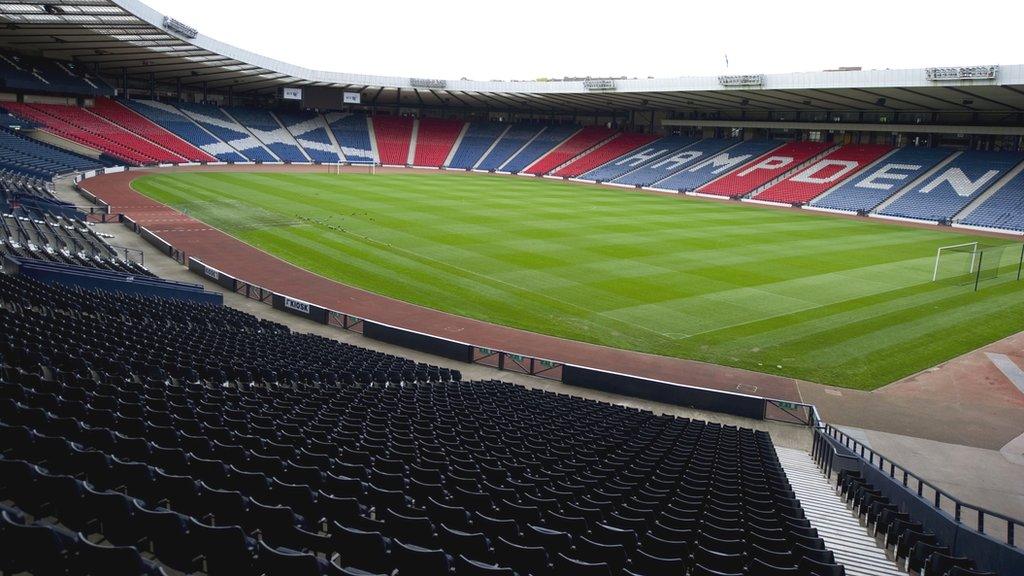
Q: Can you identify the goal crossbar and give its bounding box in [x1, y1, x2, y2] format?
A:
[932, 242, 979, 281]
[327, 162, 376, 175]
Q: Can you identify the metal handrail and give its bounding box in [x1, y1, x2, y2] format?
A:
[817, 424, 1022, 547]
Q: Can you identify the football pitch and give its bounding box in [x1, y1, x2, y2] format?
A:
[133, 171, 1024, 390]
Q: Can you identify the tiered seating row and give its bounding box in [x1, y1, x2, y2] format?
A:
[413, 119, 465, 168]
[174, 103, 277, 163]
[879, 151, 1023, 222]
[699, 142, 830, 198]
[120, 100, 244, 163]
[277, 111, 342, 163]
[554, 133, 660, 179]
[581, 136, 697, 184]
[228, 108, 308, 162]
[89, 98, 217, 163]
[753, 145, 892, 205]
[0, 128, 102, 179]
[326, 113, 375, 163]
[652, 141, 784, 192]
[476, 124, 546, 172]
[809, 147, 953, 213]
[961, 170, 1024, 231]
[447, 123, 508, 169]
[0, 274, 838, 576]
[2, 103, 182, 165]
[526, 126, 616, 176]
[502, 125, 580, 173]
[374, 116, 415, 166]
[0, 213, 153, 277]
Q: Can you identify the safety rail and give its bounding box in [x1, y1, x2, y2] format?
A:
[813, 423, 1023, 548]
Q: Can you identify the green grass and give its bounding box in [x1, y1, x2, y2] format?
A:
[133, 171, 1024, 390]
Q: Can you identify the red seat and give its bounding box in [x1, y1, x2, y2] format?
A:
[414, 118, 464, 167]
[91, 98, 216, 162]
[553, 133, 660, 178]
[754, 144, 891, 204]
[3, 102, 182, 165]
[525, 126, 616, 175]
[373, 116, 414, 165]
[698, 141, 831, 198]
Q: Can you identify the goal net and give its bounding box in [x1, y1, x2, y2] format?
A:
[327, 161, 376, 175]
[932, 242, 1011, 288]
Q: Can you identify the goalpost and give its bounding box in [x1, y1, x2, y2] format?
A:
[932, 241, 1022, 290]
[932, 242, 979, 282]
[327, 161, 376, 175]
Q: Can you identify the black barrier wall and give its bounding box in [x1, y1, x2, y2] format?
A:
[188, 258, 238, 292]
[562, 365, 767, 420]
[271, 293, 329, 324]
[363, 321, 473, 362]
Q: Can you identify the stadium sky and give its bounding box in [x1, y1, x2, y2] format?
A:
[145, 0, 1022, 81]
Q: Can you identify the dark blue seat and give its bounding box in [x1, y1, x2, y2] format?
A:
[188, 517, 257, 575]
[494, 536, 549, 576]
[76, 531, 161, 576]
[391, 539, 452, 576]
[258, 539, 327, 576]
[132, 500, 199, 573]
[1, 511, 76, 576]
[553, 552, 612, 576]
[455, 554, 516, 575]
[330, 522, 391, 573]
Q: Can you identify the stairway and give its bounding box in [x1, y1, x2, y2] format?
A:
[776, 447, 903, 576]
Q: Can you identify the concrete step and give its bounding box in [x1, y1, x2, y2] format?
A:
[776, 446, 904, 576]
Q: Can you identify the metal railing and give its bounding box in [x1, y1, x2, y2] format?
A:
[471, 347, 563, 381]
[813, 423, 1022, 548]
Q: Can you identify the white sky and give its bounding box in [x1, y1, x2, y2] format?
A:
[144, 0, 1023, 81]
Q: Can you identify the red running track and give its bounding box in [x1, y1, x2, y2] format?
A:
[81, 165, 804, 403]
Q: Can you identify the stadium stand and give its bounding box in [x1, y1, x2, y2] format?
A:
[325, 113, 375, 163]
[175, 103, 277, 162]
[476, 123, 546, 171]
[553, 132, 660, 178]
[0, 51, 112, 96]
[0, 213, 153, 277]
[652, 140, 784, 192]
[2, 102, 182, 165]
[879, 151, 1024, 222]
[0, 170, 87, 220]
[753, 144, 892, 205]
[809, 147, 953, 213]
[373, 116, 415, 166]
[699, 141, 831, 198]
[501, 124, 579, 173]
[276, 110, 342, 163]
[610, 139, 735, 188]
[0, 127, 103, 179]
[0, 110, 39, 130]
[580, 136, 697, 183]
[526, 126, 616, 176]
[89, 98, 217, 163]
[446, 122, 507, 169]
[414, 118, 465, 167]
[960, 170, 1024, 231]
[120, 100, 247, 163]
[0, 270, 842, 575]
[227, 108, 308, 162]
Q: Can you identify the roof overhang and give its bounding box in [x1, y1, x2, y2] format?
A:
[2, 0, 1024, 114]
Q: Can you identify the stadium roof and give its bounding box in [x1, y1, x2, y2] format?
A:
[2, 0, 1024, 114]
